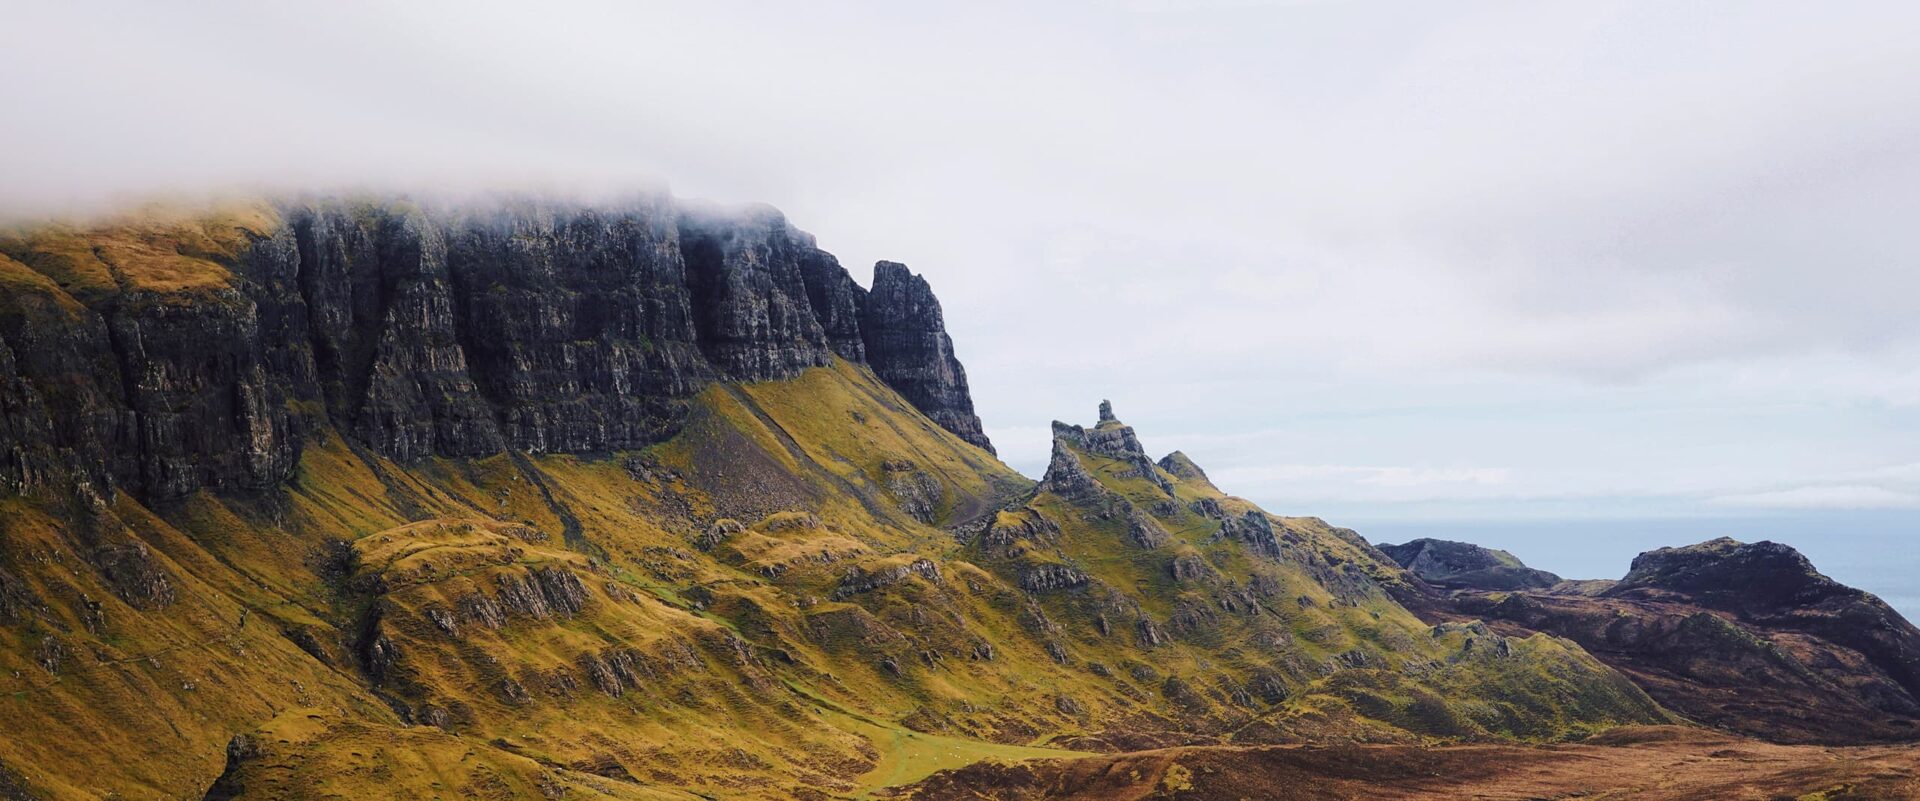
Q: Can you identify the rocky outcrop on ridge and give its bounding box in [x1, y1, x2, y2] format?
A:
[1044, 401, 1173, 496]
[861, 261, 994, 454]
[1380, 538, 1562, 591]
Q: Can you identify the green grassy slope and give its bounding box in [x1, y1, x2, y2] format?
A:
[0, 362, 1669, 800]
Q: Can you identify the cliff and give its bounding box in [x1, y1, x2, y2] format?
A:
[0, 196, 994, 502]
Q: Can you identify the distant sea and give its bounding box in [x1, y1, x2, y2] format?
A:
[1350, 511, 1920, 624]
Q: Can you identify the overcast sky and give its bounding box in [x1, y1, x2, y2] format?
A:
[5, 1, 1919, 530]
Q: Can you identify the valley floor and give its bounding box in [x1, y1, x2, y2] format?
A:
[894, 727, 1920, 800]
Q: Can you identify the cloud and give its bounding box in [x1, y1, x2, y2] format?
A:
[1856, 463, 1920, 484]
[1203, 463, 1520, 506]
[7, 3, 1919, 383]
[1709, 485, 1920, 511]
[1706, 462, 1920, 510]
[1216, 464, 1510, 489]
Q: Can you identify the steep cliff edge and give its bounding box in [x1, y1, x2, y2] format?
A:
[862, 261, 993, 455]
[0, 196, 993, 503]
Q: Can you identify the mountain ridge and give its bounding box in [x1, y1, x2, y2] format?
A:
[0, 197, 1914, 800]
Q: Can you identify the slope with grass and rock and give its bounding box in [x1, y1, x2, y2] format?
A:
[0, 195, 1808, 801]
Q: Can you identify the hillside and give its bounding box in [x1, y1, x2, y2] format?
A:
[1389, 537, 1920, 744]
[0, 197, 1901, 800]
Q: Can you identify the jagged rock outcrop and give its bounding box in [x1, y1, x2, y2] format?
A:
[1169, 553, 1219, 584]
[90, 540, 176, 610]
[1020, 564, 1091, 593]
[494, 566, 591, 621]
[1217, 511, 1282, 559]
[1125, 507, 1170, 549]
[695, 519, 746, 551]
[882, 459, 944, 524]
[833, 558, 942, 599]
[677, 203, 839, 379]
[0, 196, 996, 502]
[1047, 403, 1172, 496]
[0, 236, 301, 499]
[0, 567, 37, 624]
[1134, 617, 1168, 648]
[1038, 436, 1101, 499]
[978, 507, 1061, 552]
[861, 261, 993, 454]
[1380, 538, 1561, 591]
[434, 198, 714, 455]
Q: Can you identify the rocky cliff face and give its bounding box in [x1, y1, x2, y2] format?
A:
[861, 261, 994, 454]
[0, 197, 994, 502]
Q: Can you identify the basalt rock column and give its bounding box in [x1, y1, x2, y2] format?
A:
[861, 261, 995, 454]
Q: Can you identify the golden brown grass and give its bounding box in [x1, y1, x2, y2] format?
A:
[0, 201, 276, 301]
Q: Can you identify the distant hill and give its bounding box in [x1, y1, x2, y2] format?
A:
[1379, 538, 1562, 590]
[1409, 536, 1920, 743]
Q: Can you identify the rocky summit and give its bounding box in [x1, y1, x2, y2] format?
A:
[0, 198, 1916, 801]
[1379, 538, 1562, 591]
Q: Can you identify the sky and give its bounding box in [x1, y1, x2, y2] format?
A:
[4, 1, 1918, 590]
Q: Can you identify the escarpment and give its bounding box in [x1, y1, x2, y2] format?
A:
[0, 196, 993, 502]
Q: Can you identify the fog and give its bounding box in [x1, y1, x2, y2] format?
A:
[5, 1, 1919, 526]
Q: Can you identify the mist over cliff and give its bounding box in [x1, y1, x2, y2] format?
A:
[0, 194, 993, 503]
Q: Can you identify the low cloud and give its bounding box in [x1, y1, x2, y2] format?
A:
[1204, 463, 1520, 506]
[1216, 464, 1511, 489]
[1709, 485, 1920, 511]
